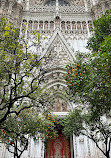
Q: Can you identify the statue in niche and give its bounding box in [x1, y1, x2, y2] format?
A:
[82, 22, 86, 30]
[55, 17, 60, 27]
[28, 21, 32, 30]
[72, 22, 76, 30]
[44, 21, 48, 29]
[34, 21, 38, 30]
[61, 22, 65, 29]
[50, 22, 54, 29]
[62, 102, 67, 112]
[77, 22, 81, 30]
[39, 22, 43, 29]
[67, 22, 70, 30]
[56, 98, 61, 112]
[56, 98, 67, 112]
[54, 141, 62, 158]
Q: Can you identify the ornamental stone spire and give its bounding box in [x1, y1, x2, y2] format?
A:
[56, 0, 59, 15]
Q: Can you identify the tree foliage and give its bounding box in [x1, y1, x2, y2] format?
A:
[87, 9, 111, 52]
[62, 109, 111, 158]
[0, 17, 51, 123]
[0, 110, 58, 158]
[64, 9, 111, 158]
[65, 10, 111, 116]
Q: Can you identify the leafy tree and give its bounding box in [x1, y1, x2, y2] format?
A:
[87, 9, 111, 52]
[65, 9, 111, 116]
[0, 110, 58, 158]
[62, 109, 111, 158]
[64, 9, 111, 158]
[0, 17, 51, 124]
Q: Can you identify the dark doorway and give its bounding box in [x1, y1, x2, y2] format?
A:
[46, 132, 71, 158]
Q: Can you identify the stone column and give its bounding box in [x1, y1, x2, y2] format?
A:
[81, 22, 83, 34]
[86, 20, 90, 37]
[60, 22, 62, 30]
[15, 3, 23, 26]
[83, 0, 88, 11]
[32, 21, 34, 31]
[43, 21, 44, 30]
[65, 22, 67, 30]
[37, 21, 39, 30]
[20, 22, 23, 36]
[48, 21, 50, 30]
[54, 21, 55, 30]
[0, 0, 6, 14]
[107, 0, 111, 8]
[92, 5, 99, 19]
[56, 0, 59, 15]
[25, 22, 28, 39]
[101, 0, 106, 14]
[71, 22, 72, 31]
[8, 0, 15, 14]
[75, 22, 77, 31]
[26, 0, 29, 11]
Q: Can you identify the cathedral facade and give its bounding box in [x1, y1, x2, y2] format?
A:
[0, 0, 111, 157]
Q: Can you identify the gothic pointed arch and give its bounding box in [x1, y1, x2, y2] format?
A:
[41, 30, 74, 112]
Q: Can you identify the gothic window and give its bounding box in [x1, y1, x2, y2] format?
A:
[45, 0, 70, 6]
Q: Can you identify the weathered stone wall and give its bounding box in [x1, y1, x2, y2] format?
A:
[0, 0, 23, 27]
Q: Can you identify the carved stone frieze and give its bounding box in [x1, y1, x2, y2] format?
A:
[29, 0, 45, 5]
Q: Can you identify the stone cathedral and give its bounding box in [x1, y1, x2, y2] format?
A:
[0, 0, 111, 158]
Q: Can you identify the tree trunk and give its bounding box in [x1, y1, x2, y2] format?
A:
[14, 140, 19, 158]
[106, 152, 110, 158]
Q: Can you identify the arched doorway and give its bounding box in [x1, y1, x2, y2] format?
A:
[46, 132, 71, 158]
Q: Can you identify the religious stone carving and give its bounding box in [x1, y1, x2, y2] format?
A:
[44, 34, 73, 69]
[55, 98, 68, 112]
[70, 0, 84, 5]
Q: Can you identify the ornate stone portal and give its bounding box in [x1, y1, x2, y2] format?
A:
[46, 133, 71, 158]
[0, 0, 111, 157]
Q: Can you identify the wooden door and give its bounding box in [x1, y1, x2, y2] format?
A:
[46, 133, 71, 158]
